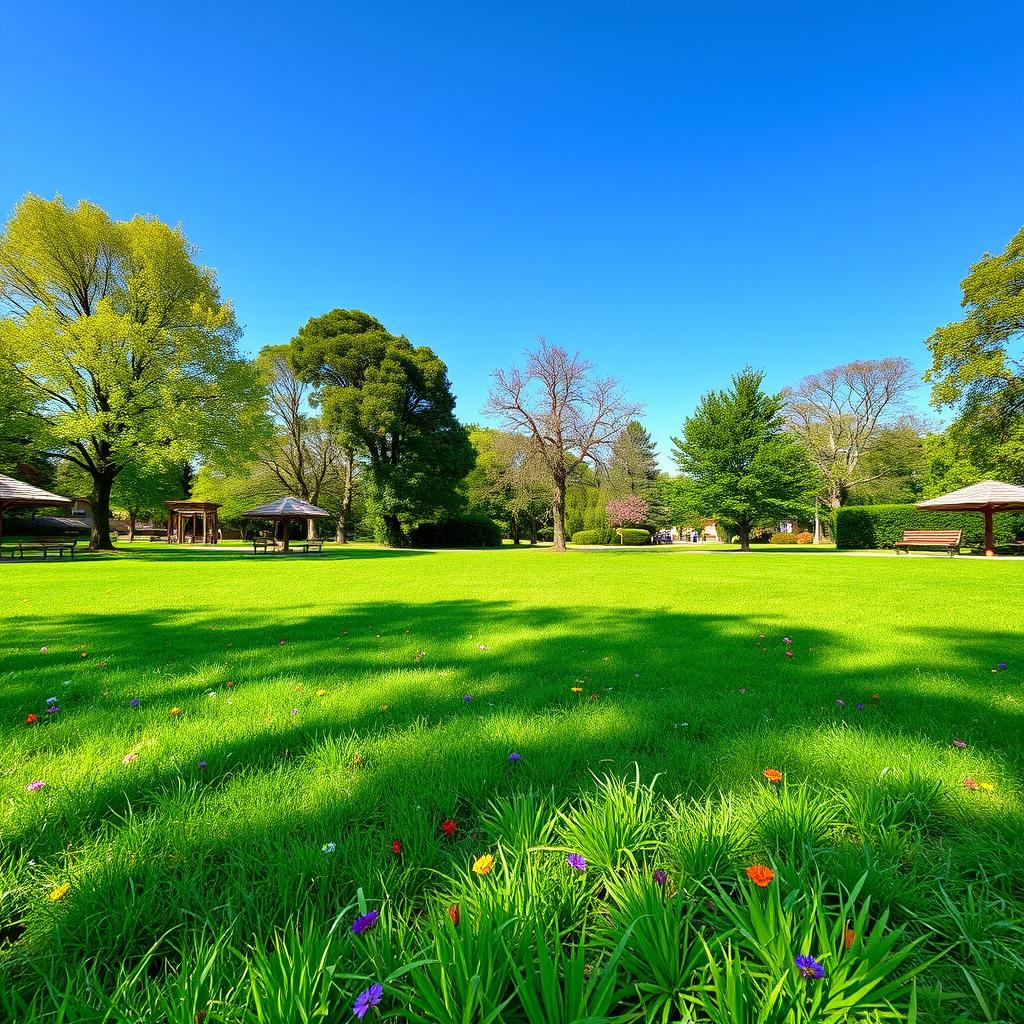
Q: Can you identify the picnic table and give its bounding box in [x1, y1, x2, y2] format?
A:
[1, 536, 79, 559]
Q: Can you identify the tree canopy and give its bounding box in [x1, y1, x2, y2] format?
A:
[606, 420, 659, 500]
[289, 308, 473, 546]
[672, 368, 816, 550]
[0, 195, 268, 548]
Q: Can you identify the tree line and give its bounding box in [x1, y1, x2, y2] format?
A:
[1, 195, 1021, 550]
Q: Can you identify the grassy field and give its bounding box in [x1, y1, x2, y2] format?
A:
[2, 544, 1022, 1022]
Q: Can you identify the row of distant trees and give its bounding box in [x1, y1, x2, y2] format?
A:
[1, 194, 1021, 550]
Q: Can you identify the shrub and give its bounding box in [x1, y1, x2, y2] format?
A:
[570, 528, 616, 545]
[408, 514, 502, 548]
[796, 531, 813, 544]
[619, 528, 650, 545]
[835, 504, 1024, 550]
[769, 532, 798, 544]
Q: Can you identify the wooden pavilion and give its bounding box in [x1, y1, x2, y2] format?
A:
[0, 474, 72, 545]
[165, 500, 221, 544]
[241, 496, 329, 552]
[917, 480, 1024, 557]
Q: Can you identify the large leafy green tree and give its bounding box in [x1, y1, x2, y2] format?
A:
[0, 195, 269, 549]
[672, 368, 816, 551]
[290, 309, 473, 546]
[0, 356, 40, 474]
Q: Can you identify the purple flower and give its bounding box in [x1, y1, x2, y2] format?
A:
[566, 853, 587, 871]
[653, 869, 667, 886]
[26, 780, 45, 792]
[997, 662, 1007, 671]
[952, 738, 968, 749]
[794, 954, 825, 979]
[835, 699, 844, 707]
[856, 703, 864, 711]
[130, 698, 140, 707]
[351, 910, 380, 935]
[462, 694, 472, 702]
[352, 983, 383, 1019]
[507, 751, 521, 762]
[198, 761, 208, 770]
[46, 705, 60, 714]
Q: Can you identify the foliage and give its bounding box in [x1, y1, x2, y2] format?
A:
[569, 528, 617, 545]
[289, 309, 473, 546]
[0, 356, 41, 474]
[769, 532, 798, 544]
[606, 494, 649, 528]
[0, 195, 269, 549]
[606, 420, 660, 500]
[617, 527, 650, 545]
[925, 226, 1024, 432]
[408, 513, 502, 548]
[672, 368, 817, 550]
[485, 339, 640, 550]
[835, 503, 1024, 549]
[796, 531, 813, 544]
[784, 359, 920, 508]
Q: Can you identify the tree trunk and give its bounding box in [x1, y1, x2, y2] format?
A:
[551, 473, 567, 552]
[128, 511, 137, 543]
[336, 454, 354, 543]
[738, 525, 751, 552]
[90, 472, 116, 551]
[511, 519, 521, 545]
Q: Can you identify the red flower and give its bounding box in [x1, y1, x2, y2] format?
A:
[441, 819, 457, 838]
[26, 713, 38, 724]
[448, 903, 460, 926]
[391, 839, 403, 856]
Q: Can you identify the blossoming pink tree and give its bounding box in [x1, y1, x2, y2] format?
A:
[606, 494, 649, 543]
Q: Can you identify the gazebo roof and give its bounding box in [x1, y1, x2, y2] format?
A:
[917, 480, 1024, 512]
[165, 499, 222, 510]
[0, 473, 72, 511]
[241, 496, 330, 519]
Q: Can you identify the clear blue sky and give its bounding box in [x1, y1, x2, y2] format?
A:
[2, 1, 1021, 466]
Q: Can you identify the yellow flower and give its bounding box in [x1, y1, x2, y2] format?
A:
[571, 686, 584, 694]
[472, 853, 495, 876]
[50, 882, 70, 902]
[979, 782, 995, 792]
[316, 688, 327, 696]
[169, 707, 182, 716]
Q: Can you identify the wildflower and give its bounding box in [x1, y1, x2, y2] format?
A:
[566, 853, 587, 871]
[170, 707, 182, 716]
[80, 651, 87, 658]
[352, 983, 383, 1019]
[49, 883, 70, 902]
[40, 646, 49, 653]
[745, 864, 775, 887]
[856, 703, 865, 711]
[122, 751, 139, 765]
[472, 853, 495, 876]
[739, 687, 747, 694]
[835, 699, 845, 707]
[571, 686, 583, 694]
[589, 692, 598, 701]
[391, 839, 403, 856]
[353, 753, 365, 767]
[198, 761, 208, 770]
[130, 698, 140, 707]
[279, 639, 286, 646]
[351, 910, 379, 934]
[794, 954, 825, 979]
[316, 688, 327, 696]
[46, 705, 60, 714]
[46, 696, 57, 705]
[462, 694, 472, 702]
[843, 928, 855, 949]
[448, 903, 460, 926]
[26, 780, 45, 792]
[785, 651, 794, 658]
[322, 842, 336, 855]
[763, 768, 782, 784]
[783, 637, 792, 645]
[380, 704, 388, 713]
[653, 869, 667, 887]
[996, 662, 1008, 671]
[507, 751, 521, 762]
[871, 693, 880, 700]
[952, 738, 967, 750]
[979, 782, 994, 792]
[226, 680, 236, 688]
[441, 818, 457, 837]
[962, 777, 978, 790]
[26, 714, 38, 724]
[291, 707, 299, 715]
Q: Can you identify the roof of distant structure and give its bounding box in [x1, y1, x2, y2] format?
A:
[917, 480, 1024, 512]
[0, 473, 72, 511]
[241, 496, 330, 518]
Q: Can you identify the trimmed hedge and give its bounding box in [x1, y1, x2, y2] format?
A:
[835, 504, 1024, 550]
[570, 528, 616, 545]
[619, 528, 651, 545]
[769, 532, 798, 544]
[409, 514, 502, 548]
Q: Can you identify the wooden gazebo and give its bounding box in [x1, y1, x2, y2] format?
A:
[165, 500, 221, 544]
[241, 496, 329, 552]
[917, 480, 1024, 557]
[0, 474, 72, 545]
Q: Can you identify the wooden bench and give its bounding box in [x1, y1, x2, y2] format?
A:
[3, 537, 79, 559]
[251, 539, 282, 554]
[894, 530, 962, 556]
[292, 540, 324, 554]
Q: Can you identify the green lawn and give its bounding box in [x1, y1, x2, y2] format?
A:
[2, 545, 1022, 1022]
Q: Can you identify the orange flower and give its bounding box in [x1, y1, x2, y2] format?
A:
[844, 928, 856, 949]
[472, 853, 495, 876]
[763, 768, 783, 783]
[448, 903, 460, 926]
[745, 864, 775, 887]
[26, 714, 38, 724]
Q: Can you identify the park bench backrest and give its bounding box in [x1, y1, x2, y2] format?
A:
[899, 530, 961, 545]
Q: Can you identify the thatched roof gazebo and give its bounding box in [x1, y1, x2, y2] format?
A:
[241, 496, 330, 551]
[0, 474, 72, 545]
[917, 480, 1024, 557]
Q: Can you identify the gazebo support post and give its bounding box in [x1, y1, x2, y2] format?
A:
[984, 508, 995, 557]
[282, 518, 290, 552]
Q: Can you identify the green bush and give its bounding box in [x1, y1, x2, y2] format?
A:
[570, 528, 616, 545]
[409, 514, 502, 548]
[835, 504, 1024, 550]
[619, 528, 650, 545]
[769, 532, 798, 544]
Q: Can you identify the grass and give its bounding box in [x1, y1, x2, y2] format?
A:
[1, 543, 1022, 1021]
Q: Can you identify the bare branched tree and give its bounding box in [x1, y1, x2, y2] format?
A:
[484, 340, 640, 550]
[784, 358, 919, 508]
